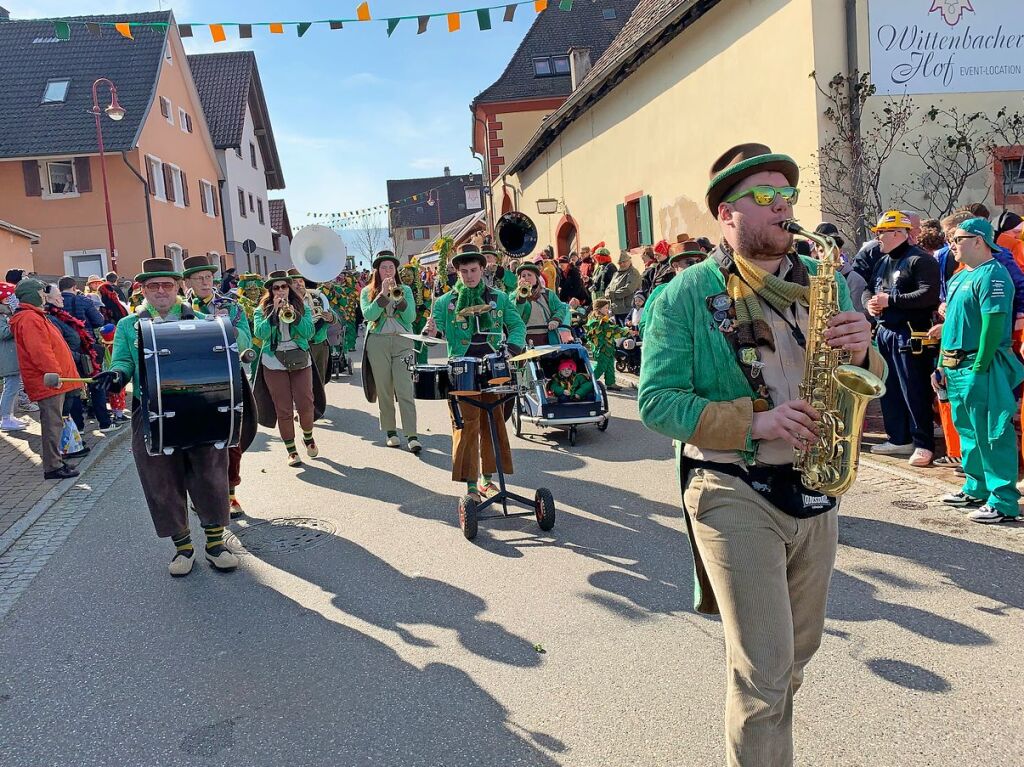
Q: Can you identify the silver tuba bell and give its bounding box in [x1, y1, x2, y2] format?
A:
[290, 225, 349, 284]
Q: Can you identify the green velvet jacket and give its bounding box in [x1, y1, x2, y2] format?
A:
[509, 287, 571, 345]
[360, 284, 416, 334]
[430, 285, 526, 356]
[253, 305, 315, 354]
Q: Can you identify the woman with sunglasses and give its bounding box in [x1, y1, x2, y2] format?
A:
[253, 271, 318, 466]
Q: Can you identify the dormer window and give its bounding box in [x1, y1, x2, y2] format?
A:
[602, 7, 617, 19]
[42, 79, 70, 103]
[533, 55, 571, 78]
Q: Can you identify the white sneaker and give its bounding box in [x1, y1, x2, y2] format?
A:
[967, 505, 1016, 524]
[908, 448, 934, 467]
[871, 441, 914, 456]
[18, 401, 39, 413]
[386, 435, 401, 447]
[0, 416, 28, 431]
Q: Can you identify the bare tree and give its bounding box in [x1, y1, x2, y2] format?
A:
[982, 107, 1024, 204]
[348, 210, 392, 269]
[896, 105, 994, 219]
[809, 70, 915, 243]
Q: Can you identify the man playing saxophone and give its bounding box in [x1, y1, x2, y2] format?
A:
[638, 144, 884, 767]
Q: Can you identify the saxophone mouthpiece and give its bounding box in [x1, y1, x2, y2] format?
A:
[779, 220, 802, 234]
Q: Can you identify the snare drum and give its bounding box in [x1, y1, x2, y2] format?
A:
[448, 357, 483, 396]
[482, 352, 511, 385]
[138, 316, 243, 456]
[412, 364, 450, 400]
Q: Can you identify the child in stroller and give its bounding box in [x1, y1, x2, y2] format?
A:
[545, 358, 594, 403]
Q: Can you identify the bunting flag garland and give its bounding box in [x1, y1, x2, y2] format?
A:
[40, 0, 576, 44]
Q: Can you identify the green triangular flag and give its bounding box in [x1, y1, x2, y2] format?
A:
[386, 18, 400, 36]
[476, 9, 492, 30]
[559, 0, 573, 9]
[297, 22, 312, 37]
[54, 21, 71, 40]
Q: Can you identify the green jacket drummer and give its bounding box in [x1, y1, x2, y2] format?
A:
[425, 244, 526, 499]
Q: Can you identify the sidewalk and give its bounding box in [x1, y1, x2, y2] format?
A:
[0, 411, 129, 553]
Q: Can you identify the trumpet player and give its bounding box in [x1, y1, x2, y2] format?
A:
[183, 255, 253, 518]
[288, 268, 336, 385]
[638, 144, 884, 767]
[510, 262, 572, 348]
[359, 250, 419, 452]
[253, 271, 318, 467]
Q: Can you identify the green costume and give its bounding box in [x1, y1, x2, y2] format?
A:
[253, 305, 315, 353]
[360, 283, 416, 332]
[509, 287, 571, 346]
[547, 372, 594, 401]
[307, 290, 336, 345]
[430, 283, 526, 356]
[584, 314, 629, 386]
[109, 301, 204, 394]
[322, 275, 359, 353]
[941, 258, 1024, 517]
[189, 293, 253, 356]
[401, 263, 431, 364]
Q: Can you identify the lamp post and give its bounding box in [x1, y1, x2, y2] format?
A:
[91, 78, 125, 273]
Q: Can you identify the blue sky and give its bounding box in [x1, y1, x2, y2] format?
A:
[9, 0, 539, 233]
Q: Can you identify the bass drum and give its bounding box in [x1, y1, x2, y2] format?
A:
[412, 364, 451, 401]
[138, 316, 243, 456]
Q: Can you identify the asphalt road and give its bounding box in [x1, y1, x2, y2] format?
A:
[1, 350, 1022, 766]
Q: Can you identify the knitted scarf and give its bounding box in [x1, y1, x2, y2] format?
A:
[454, 281, 493, 334]
[721, 239, 810, 351]
[45, 305, 100, 376]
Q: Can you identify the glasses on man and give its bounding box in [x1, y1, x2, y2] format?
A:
[723, 185, 799, 207]
[952, 234, 980, 244]
[145, 282, 177, 293]
[272, 284, 291, 291]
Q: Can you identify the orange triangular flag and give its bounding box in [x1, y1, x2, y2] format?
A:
[357, 2, 371, 21]
[209, 24, 226, 43]
[269, 23, 284, 34]
[534, 0, 548, 11]
[447, 12, 461, 32]
[114, 22, 133, 39]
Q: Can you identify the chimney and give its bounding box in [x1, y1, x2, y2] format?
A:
[0, 7, 10, 21]
[444, 166, 451, 177]
[569, 46, 592, 91]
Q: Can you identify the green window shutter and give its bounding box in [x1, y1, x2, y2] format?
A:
[639, 195, 653, 246]
[616, 203, 627, 250]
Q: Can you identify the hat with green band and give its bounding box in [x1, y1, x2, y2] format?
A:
[706, 143, 799, 218]
[372, 249, 401, 270]
[516, 262, 542, 277]
[181, 254, 218, 278]
[263, 269, 293, 289]
[135, 258, 182, 283]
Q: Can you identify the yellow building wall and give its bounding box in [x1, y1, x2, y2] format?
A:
[487, 107, 557, 202]
[508, 0, 825, 249]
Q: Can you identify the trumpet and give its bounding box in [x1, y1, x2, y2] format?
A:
[389, 285, 405, 301]
[278, 304, 296, 324]
[516, 284, 532, 299]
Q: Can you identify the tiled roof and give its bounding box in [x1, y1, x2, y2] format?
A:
[507, 0, 722, 175]
[387, 173, 483, 228]
[472, 1, 639, 105]
[0, 11, 170, 158]
[269, 199, 292, 239]
[188, 51, 285, 189]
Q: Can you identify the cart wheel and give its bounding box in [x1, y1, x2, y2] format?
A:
[598, 417, 609, 432]
[458, 495, 478, 540]
[615, 358, 627, 373]
[535, 488, 556, 531]
[568, 425, 578, 446]
[512, 396, 523, 437]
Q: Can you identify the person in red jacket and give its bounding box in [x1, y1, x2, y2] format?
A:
[10, 279, 83, 480]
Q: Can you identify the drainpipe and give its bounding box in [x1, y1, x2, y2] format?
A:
[845, 0, 867, 243]
[470, 148, 490, 231]
[121, 151, 156, 260]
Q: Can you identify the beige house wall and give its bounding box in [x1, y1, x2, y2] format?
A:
[508, 0, 824, 248]
[487, 106, 559, 203]
[0, 230, 36, 276]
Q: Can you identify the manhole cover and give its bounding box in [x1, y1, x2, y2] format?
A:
[225, 517, 337, 556]
[891, 498, 928, 511]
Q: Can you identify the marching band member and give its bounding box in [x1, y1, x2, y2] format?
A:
[511, 262, 573, 347]
[253, 271, 318, 467]
[360, 250, 420, 453]
[326, 271, 360, 357]
[236, 272, 265, 377]
[183, 255, 253, 519]
[425, 244, 526, 500]
[93, 258, 239, 577]
[400, 258, 431, 364]
[484, 247, 517, 293]
[288, 268, 336, 385]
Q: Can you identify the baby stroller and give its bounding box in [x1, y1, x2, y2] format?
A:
[615, 337, 642, 375]
[511, 343, 610, 446]
[328, 322, 352, 379]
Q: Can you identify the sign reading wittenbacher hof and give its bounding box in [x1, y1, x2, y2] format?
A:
[869, 0, 1024, 95]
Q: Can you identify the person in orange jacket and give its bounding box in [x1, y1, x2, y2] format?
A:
[9, 279, 83, 480]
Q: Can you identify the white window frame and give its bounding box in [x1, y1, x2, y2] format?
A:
[40, 158, 79, 199]
[63, 249, 108, 278]
[167, 164, 185, 209]
[42, 78, 70, 104]
[146, 154, 167, 202]
[160, 96, 174, 126]
[178, 107, 189, 133]
[166, 243, 184, 271]
[200, 180, 217, 218]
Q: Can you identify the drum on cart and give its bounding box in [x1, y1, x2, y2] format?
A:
[448, 357, 483, 396]
[481, 352, 511, 386]
[412, 364, 451, 400]
[138, 316, 243, 456]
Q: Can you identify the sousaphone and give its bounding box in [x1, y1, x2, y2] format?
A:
[290, 225, 349, 283]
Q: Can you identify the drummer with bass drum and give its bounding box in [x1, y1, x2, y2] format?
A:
[183, 254, 253, 519]
[93, 258, 240, 577]
[424, 244, 527, 500]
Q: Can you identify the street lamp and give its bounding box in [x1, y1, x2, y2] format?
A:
[91, 78, 125, 273]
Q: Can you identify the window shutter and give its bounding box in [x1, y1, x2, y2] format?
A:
[73, 157, 92, 193]
[163, 164, 175, 202]
[164, 244, 173, 259]
[145, 157, 156, 196]
[639, 194, 653, 246]
[200, 182, 208, 214]
[160, 98, 170, 119]
[181, 170, 190, 207]
[182, 248, 189, 260]
[616, 203, 627, 250]
[212, 185, 220, 217]
[238, 188, 246, 217]
[22, 160, 42, 196]
[186, 113, 193, 133]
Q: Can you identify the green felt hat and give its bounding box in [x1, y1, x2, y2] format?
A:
[451, 244, 486, 268]
[263, 270, 293, 289]
[706, 143, 799, 218]
[181, 254, 218, 278]
[372, 250, 401, 270]
[516, 262, 542, 277]
[135, 258, 182, 283]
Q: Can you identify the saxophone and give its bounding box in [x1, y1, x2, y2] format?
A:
[781, 220, 886, 496]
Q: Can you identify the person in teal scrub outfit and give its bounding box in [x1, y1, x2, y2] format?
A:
[936, 217, 1024, 523]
